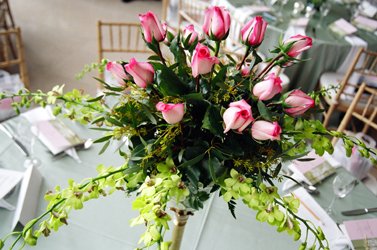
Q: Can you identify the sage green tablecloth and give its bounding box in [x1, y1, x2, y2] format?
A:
[220, 0, 377, 93]
[1, 114, 377, 249]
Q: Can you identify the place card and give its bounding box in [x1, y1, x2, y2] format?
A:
[289, 150, 336, 185]
[36, 119, 82, 155]
[352, 16, 377, 32]
[343, 218, 377, 249]
[329, 18, 358, 37]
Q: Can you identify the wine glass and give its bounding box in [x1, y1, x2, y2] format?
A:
[316, 2, 331, 28]
[18, 122, 42, 169]
[326, 173, 355, 216]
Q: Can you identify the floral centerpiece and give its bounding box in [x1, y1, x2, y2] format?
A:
[1, 6, 376, 250]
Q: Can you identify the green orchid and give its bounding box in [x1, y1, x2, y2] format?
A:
[223, 169, 253, 202]
[242, 187, 260, 210]
[256, 203, 285, 225]
[259, 183, 281, 203]
[61, 179, 90, 210]
[163, 175, 189, 204]
[283, 194, 300, 213]
[277, 215, 301, 241]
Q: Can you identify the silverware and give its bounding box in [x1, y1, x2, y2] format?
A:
[301, 182, 320, 195]
[341, 207, 377, 216]
[51, 139, 93, 161]
[0, 123, 29, 156]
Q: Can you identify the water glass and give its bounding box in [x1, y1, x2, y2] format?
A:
[316, 2, 331, 28]
[326, 172, 355, 216]
[18, 122, 42, 169]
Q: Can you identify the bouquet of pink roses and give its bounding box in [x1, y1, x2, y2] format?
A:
[1, 6, 375, 250]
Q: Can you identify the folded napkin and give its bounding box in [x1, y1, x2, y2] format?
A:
[336, 35, 367, 74]
[21, 106, 82, 163]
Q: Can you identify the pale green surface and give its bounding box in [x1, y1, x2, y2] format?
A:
[1, 114, 377, 249]
[225, 0, 377, 93]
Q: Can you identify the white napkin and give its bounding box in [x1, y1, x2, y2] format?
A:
[336, 35, 367, 74]
[0, 199, 15, 210]
[21, 106, 81, 163]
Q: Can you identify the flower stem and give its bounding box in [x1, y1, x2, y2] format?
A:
[252, 52, 284, 82]
[156, 43, 166, 66]
[196, 75, 201, 93]
[236, 45, 252, 71]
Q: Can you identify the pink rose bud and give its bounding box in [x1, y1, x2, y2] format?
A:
[283, 35, 312, 66]
[241, 16, 267, 47]
[156, 102, 185, 124]
[163, 23, 177, 44]
[223, 99, 254, 133]
[252, 121, 281, 141]
[183, 25, 199, 44]
[139, 11, 166, 43]
[241, 62, 251, 76]
[124, 58, 154, 88]
[106, 61, 130, 86]
[191, 43, 220, 78]
[284, 90, 315, 116]
[203, 6, 231, 41]
[253, 73, 282, 101]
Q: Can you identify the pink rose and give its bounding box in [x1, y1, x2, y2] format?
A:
[253, 73, 282, 101]
[241, 16, 267, 47]
[252, 121, 281, 141]
[183, 25, 198, 44]
[162, 23, 177, 44]
[191, 43, 220, 78]
[284, 90, 315, 116]
[203, 6, 231, 41]
[124, 58, 154, 88]
[283, 35, 312, 66]
[156, 102, 185, 124]
[139, 11, 166, 43]
[106, 61, 130, 86]
[223, 99, 254, 133]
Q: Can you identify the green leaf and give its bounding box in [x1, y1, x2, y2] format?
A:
[208, 156, 217, 183]
[98, 140, 110, 155]
[281, 151, 310, 160]
[147, 55, 161, 61]
[141, 104, 157, 125]
[89, 127, 113, 131]
[227, 199, 237, 219]
[93, 77, 124, 92]
[178, 152, 206, 168]
[93, 135, 112, 143]
[182, 93, 203, 102]
[150, 62, 189, 96]
[202, 104, 224, 138]
[123, 165, 143, 174]
[257, 101, 272, 120]
[186, 165, 201, 189]
[256, 171, 262, 188]
[103, 114, 124, 127]
[87, 95, 104, 102]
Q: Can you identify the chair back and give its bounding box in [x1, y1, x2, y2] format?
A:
[334, 48, 377, 104]
[97, 21, 152, 90]
[320, 47, 377, 128]
[332, 82, 377, 146]
[0, 0, 15, 30]
[0, 27, 29, 89]
[177, 0, 208, 31]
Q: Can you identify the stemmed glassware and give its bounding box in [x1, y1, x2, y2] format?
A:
[316, 2, 331, 28]
[18, 122, 42, 169]
[326, 173, 355, 216]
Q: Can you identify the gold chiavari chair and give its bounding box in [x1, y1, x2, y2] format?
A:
[97, 20, 152, 90]
[0, 27, 29, 89]
[318, 47, 377, 129]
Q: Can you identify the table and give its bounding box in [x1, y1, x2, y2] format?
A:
[218, 0, 377, 93]
[1, 113, 377, 249]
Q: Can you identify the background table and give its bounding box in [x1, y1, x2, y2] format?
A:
[1, 114, 377, 249]
[217, 0, 377, 93]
